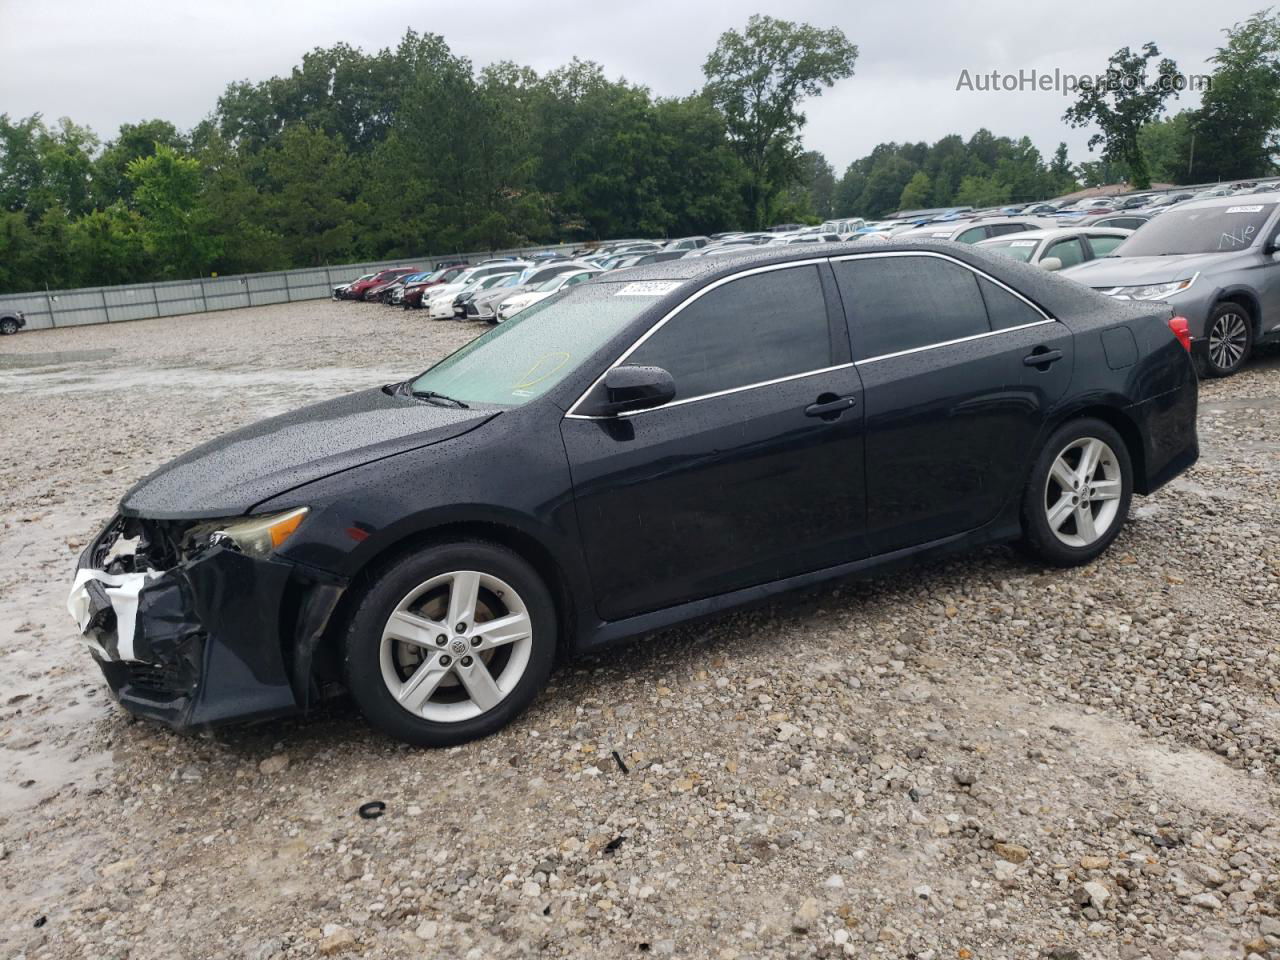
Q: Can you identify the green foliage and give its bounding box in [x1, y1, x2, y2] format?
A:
[1062, 42, 1181, 189]
[702, 15, 857, 228]
[834, 130, 1077, 218]
[896, 170, 932, 211]
[1137, 112, 1195, 183]
[1187, 9, 1280, 181]
[127, 145, 220, 278]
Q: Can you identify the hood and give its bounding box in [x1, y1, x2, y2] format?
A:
[121, 387, 497, 520]
[1062, 252, 1230, 286]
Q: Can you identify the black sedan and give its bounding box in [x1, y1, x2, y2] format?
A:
[67, 243, 1199, 746]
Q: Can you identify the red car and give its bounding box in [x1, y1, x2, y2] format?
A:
[341, 268, 418, 301]
[401, 266, 468, 309]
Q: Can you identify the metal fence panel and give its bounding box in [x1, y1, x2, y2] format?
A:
[0, 241, 595, 334]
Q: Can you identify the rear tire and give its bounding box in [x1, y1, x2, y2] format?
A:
[1203, 302, 1253, 377]
[343, 541, 557, 747]
[0, 318, 18, 335]
[1019, 418, 1133, 567]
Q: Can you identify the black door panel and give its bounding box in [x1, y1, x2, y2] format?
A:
[562, 368, 868, 621]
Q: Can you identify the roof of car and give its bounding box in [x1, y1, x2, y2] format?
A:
[976, 226, 1133, 243]
[1165, 193, 1280, 212]
[590, 238, 1146, 332]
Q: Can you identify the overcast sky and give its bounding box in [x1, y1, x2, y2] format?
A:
[0, 0, 1263, 172]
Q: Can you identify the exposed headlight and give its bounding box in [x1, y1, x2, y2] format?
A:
[202, 507, 309, 558]
[1101, 277, 1196, 301]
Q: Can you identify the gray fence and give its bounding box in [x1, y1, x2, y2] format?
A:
[0, 242, 580, 332]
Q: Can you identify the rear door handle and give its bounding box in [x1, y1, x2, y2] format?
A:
[804, 395, 858, 419]
[1023, 348, 1064, 367]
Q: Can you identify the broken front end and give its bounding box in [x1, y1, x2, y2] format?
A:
[67, 512, 345, 730]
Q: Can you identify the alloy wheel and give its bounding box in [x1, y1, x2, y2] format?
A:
[1043, 437, 1123, 548]
[379, 570, 533, 723]
[1208, 311, 1249, 372]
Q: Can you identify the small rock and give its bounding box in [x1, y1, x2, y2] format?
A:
[793, 897, 821, 931]
[317, 926, 355, 955]
[259, 754, 290, 775]
[994, 843, 1029, 864]
[1188, 892, 1221, 910]
[1079, 856, 1109, 870]
[953, 769, 976, 787]
[414, 920, 438, 941]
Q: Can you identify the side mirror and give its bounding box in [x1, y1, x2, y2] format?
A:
[1040, 256, 1063, 272]
[598, 365, 675, 416]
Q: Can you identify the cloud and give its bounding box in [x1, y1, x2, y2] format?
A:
[0, 0, 1253, 170]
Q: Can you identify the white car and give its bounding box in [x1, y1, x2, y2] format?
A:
[975, 226, 1132, 271]
[422, 263, 531, 320]
[495, 270, 598, 322]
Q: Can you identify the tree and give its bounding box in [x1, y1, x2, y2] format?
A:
[93, 119, 188, 206]
[702, 15, 857, 228]
[897, 170, 932, 210]
[262, 124, 367, 265]
[1063, 43, 1181, 188]
[127, 144, 219, 277]
[1188, 10, 1280, 180]
[1139, 112, 1195, 183]
[1049, 142, 1077, 194]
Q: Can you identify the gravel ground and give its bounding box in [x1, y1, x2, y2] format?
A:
[0, 299, 1277, 960]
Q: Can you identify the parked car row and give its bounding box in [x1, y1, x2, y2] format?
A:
[333, 189, 1280, 378]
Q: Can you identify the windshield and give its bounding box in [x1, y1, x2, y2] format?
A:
[409, 283, 657, 407]
[981, 237, 1041, 262]
[534, 275, 566, 292]
[1114, 203, 1277, 256]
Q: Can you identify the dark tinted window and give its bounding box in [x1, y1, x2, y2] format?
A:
[627, 265, 832, 401]
[978, 277, 1043, 330]
[834, 256, 990, 359]
[988, 222, 1035, 237]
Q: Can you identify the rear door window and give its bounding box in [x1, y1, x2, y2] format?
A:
[833, 255, 990, 359]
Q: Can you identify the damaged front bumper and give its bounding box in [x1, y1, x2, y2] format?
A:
[69, 515, 346, 731]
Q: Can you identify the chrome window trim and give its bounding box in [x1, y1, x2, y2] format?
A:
[564, 250, 1059, 420]
[564, 258, 830, 420]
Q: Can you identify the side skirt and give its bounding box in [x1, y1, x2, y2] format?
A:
[573, 515, 1024, 655]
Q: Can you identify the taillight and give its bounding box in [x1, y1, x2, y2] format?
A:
[1168, 316, 1192, 352]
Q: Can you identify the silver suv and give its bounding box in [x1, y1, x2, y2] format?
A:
[1062, 195, 1280, 376]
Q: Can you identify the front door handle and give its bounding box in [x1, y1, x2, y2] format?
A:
[1023, 347, 1064, 368]
[804, 394, 858, 419]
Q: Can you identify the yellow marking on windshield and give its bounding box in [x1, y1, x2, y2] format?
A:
[513, 352, 570, 391]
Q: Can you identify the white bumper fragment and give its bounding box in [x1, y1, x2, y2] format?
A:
[67, 568, 161, 661]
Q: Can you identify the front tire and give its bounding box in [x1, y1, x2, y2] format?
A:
[0, 318, 18, 335]
[1204, 303, 1253, 377]
[343, 542, 557, 747]
[1019, 418, 1133, 567]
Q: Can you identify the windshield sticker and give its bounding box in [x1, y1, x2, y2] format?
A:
[615, 281, 682, 297]
[1010, 240, 1037, 247]
[1225, 205, 1263, 213]
[1218, 223, 1258, 250]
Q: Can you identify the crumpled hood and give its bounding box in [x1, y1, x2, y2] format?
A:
[121, 387, 497, 520]
[1063, 252, 1229, 287]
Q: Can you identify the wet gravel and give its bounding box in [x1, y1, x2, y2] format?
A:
[0, 301, 1278, 960]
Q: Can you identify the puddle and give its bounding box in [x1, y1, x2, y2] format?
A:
[0, 348, 117, 368]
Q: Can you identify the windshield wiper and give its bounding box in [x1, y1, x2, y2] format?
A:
[410, 388, 469, 409]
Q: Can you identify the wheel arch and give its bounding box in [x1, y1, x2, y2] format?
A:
[1211, 287, 1262, 337]
[1044, 403, 1149, 494]
[312, 519, 579, 690]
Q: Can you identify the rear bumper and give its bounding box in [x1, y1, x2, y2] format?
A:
[73, 520, 345, 731]
[1127, 375, 1199, 495]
